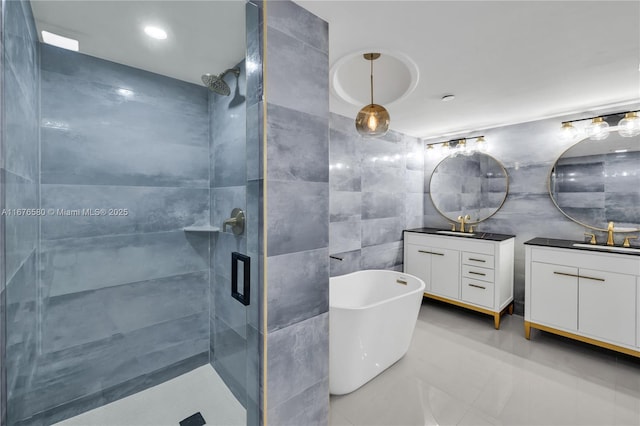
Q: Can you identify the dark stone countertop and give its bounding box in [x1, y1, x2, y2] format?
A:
[525, 237, 640, 256]
[404, 227, 515, 242]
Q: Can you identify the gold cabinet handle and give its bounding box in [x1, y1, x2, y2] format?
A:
[468, 258, 486, 263]
[554, 271, 580, 279]
[553, 271, 604, 282]
[469, 271, 486, 276]
[468, 283, 486, 290]
[418, 250, 443, 256]
[580, 275, 605, 282]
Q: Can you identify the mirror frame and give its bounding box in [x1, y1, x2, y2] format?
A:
[429, 152, 510, 225]
[547, 129, 640, 233]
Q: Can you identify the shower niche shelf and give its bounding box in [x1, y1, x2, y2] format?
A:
[183, 225, 220, 233]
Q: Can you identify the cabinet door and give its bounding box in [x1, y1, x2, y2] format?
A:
[530, 262, 578, 331]
[405, 244, 431, 292]
[579, 269, 636, 346]
[430, 248, 460, 299]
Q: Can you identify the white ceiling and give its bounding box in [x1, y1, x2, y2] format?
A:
[31, 1, 639, 139]
[30, 1, 246, 87]
[295, 0, 640, 138]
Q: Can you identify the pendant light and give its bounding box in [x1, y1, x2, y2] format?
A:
[355, 53, 390, 137]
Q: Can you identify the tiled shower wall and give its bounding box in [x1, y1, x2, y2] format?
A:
[1, 1, 39, 424]
[13, 45, 212, 424]
[264, 1, 330, 423]
[423, 103, 640, 314]
[328, 113, 424, 277]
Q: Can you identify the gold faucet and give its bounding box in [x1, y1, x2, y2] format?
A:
[457, 214, 470, 233]
[584, 233, 597, 245]
[606, 221, 615, 246]
[623, 236, 638, 248]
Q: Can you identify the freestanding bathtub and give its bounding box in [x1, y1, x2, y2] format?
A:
[329, 269, 426, 395]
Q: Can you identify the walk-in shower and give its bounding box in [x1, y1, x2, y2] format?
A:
[1, 0, 261, 424]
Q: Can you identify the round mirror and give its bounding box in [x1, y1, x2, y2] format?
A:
[429, 152, 509, 224]
[549, 130, 640, 232]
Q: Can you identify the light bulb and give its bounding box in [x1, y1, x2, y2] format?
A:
[367, 113, 378, 131]
[585, 117, 609, 141]
[618, 112, 640, 137]
[559, 122, 579, 142]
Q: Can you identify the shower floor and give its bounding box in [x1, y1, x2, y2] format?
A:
[54, 365, 245, 426]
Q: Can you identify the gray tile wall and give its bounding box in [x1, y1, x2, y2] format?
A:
[9, 44, 213, 424]
[423, 103, 640, 314]
[1, 1, 39, 424]
[328, 113, 424, 277]
[264, 1, 330, 424]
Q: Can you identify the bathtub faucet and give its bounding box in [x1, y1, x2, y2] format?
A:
[330, 255, 343, 261]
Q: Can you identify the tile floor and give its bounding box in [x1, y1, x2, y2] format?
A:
[54, 365, 245, 426]
[330, 299, 640, 426]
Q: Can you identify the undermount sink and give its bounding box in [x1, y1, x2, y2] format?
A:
[572, 243, 640, 253]
[436, 230, 477, 237]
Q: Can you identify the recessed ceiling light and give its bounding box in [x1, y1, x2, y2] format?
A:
[41, 30, 79, 51]
[441, 94, 455, 102]
[144, 26, 167, 40]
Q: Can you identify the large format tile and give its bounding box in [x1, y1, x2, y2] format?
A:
[267, 180, 329, 257]
[266, 0, 328, 53]
[40, 231, 209, 297]
[11, 313, 209, 423]
[267, 104, 329, 183]
[268, 378, 329, 426]
[267, 313, 329, 408]
[329, 221, 361, 254]
[265, 27, 328, 119]
[3, 171, 37, 283]
[41, 185, 210, 240]
[267, 248, 329, 332]
[41, 271, 208, 353]
[361, 217, 404, 248]
[361, 192, 404, 220]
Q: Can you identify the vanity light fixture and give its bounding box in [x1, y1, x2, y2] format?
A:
[355, 53, 390, 138]
[426, 136, 486, 153]
[560, 110, 639, 140]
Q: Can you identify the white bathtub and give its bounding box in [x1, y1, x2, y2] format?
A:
[329, 269, 426, 395]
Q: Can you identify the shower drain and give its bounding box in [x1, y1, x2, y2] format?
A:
[179, 411, 206, 426]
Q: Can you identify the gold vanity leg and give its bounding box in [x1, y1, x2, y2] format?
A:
[494, 312, 501, 330]
[508, 303, 514, 315]
[524, 321, 531, 340]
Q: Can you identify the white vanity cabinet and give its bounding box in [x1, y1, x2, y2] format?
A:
[525, 242, 640, 356]
[404, 231, 515, 329]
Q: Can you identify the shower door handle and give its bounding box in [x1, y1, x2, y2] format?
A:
[231, 252, 251, 306]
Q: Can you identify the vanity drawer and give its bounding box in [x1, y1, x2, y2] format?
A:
[462, 264, 495, 282]
[462, 278, 495, 308]
[462, 252, 494, 269]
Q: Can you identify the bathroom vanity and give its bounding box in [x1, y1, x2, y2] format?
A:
[404, 228, 515, 329]
[524, 238, 640, 357]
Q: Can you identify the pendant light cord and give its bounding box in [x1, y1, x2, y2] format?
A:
[370, 58, 374, 105]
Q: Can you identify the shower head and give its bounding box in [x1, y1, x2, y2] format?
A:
[201, 68, 240, 96]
